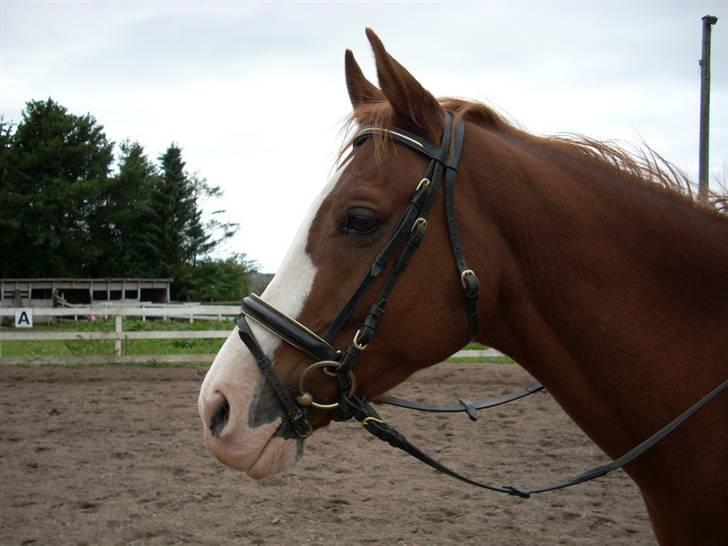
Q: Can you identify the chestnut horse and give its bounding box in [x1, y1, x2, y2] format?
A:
[199, 30, 728, 545]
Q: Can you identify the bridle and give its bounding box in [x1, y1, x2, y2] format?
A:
[234, 113, 728, 498]
[237, 112, 477, 436]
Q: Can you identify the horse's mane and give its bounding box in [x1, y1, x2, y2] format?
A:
[343, 98, 728, 216]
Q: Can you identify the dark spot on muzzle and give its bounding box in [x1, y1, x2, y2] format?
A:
[249, 381, 300, 439]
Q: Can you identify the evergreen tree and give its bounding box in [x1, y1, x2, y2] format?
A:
[151, 144, 230, 297]
[0, 99, 246, 300]
[100, 140, 159, 276]
[151, 144, 196, 276]
[0, 120, 20, 276]
[1, 99, 113, 276]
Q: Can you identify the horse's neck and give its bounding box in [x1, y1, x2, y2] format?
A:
[468, 131, 728, 456]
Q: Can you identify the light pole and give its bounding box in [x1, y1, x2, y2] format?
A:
[698, 15, 718, 199]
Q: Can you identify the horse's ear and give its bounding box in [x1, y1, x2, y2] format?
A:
[365, 28, 443, 139]
[345, 49, 383, 109]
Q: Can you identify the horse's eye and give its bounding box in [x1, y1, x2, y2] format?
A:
[344, 208, 381, 235]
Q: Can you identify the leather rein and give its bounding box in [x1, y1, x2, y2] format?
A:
[234, 113, 728, 498]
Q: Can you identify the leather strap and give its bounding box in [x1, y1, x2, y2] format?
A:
[377, 382, 544, 421]
[443, 118, 480, 340]
[231, 110, 728, 498]
[354, 376, 728, 498]
[235, 315, 312, 438]
[322, 115, 456, 345]
[354, 127, 458, 169]
[242, 294, 339, 362]
[322, 164, 435, 342]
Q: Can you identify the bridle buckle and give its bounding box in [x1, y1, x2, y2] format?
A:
[416, 177, 431, 191]
[410, 217, 427, 233]
[353, 328, 369, 351]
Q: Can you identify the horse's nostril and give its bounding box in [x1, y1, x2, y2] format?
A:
[209, 394, 230, 438]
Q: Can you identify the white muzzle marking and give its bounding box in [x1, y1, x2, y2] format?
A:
[198, 162, 348, 478]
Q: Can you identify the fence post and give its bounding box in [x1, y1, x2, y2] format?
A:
[115, 314, 123, 359]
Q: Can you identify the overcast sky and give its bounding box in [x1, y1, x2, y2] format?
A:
[2, 1, 726, 272]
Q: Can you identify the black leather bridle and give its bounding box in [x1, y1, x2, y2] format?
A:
[236, 112, 477, 437]
[233, 113, 728, 498]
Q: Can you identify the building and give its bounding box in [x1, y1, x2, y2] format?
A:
[247, 273, 274, 295]
[0, 278, 172, 308]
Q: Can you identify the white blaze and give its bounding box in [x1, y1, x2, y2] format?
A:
[198, 160, 349, 478]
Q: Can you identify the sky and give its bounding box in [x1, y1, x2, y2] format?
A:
[1, 1, 726, 273]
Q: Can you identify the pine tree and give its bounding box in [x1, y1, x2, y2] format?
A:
[150, 144, 215, 296]
[0, 120, 20, 276]
[100, 140, 159, 276]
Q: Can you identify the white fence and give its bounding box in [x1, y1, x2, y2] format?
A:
[0, 305, 239, 365]
[0, 305, 504, 365]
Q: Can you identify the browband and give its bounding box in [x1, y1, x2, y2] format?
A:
[354, 126, 459, 170]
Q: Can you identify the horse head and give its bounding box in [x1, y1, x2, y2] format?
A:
[197, 29, 501, 478]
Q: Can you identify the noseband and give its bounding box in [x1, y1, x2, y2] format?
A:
[234, 113, 728, 498]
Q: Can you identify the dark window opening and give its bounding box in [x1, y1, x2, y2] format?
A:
[140, 288, 167, 302]
[31, 288, 53, 299]
[57, 289, 91, 304]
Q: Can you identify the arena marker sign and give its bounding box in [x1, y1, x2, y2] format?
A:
[14, 309, 33, 328]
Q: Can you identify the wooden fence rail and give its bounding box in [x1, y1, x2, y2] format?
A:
[0, 305, 241, 320]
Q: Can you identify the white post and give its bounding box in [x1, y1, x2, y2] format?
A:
[115, 314, 123, 358]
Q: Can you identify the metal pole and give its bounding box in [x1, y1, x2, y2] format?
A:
[699, 15, 718, 199]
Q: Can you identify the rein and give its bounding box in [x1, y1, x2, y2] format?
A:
[234, 113, 728, 498]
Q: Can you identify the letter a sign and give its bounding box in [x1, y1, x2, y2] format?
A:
[15, 309, 33, 328]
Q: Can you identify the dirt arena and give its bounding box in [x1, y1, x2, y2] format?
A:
[1, 363, 654, 545]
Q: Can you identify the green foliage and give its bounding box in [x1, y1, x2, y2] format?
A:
[0, 98, 250, 299]
[174, 254, 257, 301]
[99, 140, 159, 276]
[0, 99, 114, 276]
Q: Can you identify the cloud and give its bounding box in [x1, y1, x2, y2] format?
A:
[1, 1, 726, 271]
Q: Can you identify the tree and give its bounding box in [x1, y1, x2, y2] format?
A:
[0, 99, 247, 300]
[175, 254, 257, 302]
[0, 99, 113, 276]
[149, 144, 237, 298]
[0, 119, 19, 276]
[150, 144, 202, 276]
[99, 140, 159, 276]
